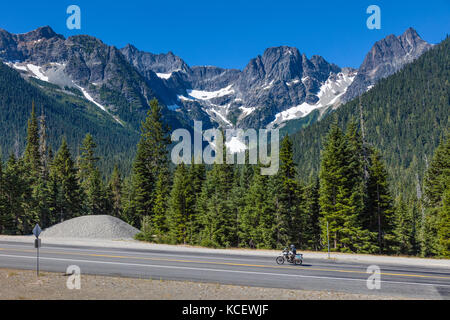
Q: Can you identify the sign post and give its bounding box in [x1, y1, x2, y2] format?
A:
[32, 224, 42, 277]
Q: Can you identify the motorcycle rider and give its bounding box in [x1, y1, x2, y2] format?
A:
[289, 244, 297, 262]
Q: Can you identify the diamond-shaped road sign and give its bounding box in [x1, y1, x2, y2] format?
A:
[32, 224, 42, 238]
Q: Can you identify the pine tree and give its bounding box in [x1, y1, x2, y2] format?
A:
[303, 178, 321, 250]
[341, 120, 374, 253]
[49, 138, 82, 222]
[23, 101, 41, 177]
[78, 134, 107, 215]
[271, 135, 304, 248]
[188, 161, 206, 244]
[22, 103, 42, 232]
[78, 134, 100, 185]
[366, 149, 395, 253]
[167, 163, 194, 244]
[120, 177, 136, 226]
[2, 155, 30, 234]
[151, 166, 172, 241]
[319, 122, 347, 250]
[0, 160, 7, 234]
[240, 162, 274, 248]
[393, 196, 417, 255]
[198, 141, 236, 248]
[33, 107, 52, 228]
[39, 107, 49, 178]
[438, 183, 450, 257]
[424, 134, 449, 207]
[108, 165, 123, 218]
[127, 99, 171, 228]
[423, 134, 450, 256]
[319, 121, 377, 253]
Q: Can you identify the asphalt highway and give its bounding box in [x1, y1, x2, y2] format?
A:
[0, 240, 449, 299]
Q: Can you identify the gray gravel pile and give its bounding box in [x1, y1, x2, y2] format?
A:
[40, 215, 139, 240]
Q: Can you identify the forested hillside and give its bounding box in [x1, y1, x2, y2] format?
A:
[292, 36, 449, 199]
[0, 62, 139, 175]
[1, 95, 448, 257]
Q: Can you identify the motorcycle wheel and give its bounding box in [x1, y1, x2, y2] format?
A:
[294, 259, 303, 265]
[276, 256, 285, 265]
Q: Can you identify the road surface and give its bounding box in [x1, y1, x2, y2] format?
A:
[0, 240, 449, 299]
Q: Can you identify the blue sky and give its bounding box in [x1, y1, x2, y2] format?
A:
[1, 0, 449, 69]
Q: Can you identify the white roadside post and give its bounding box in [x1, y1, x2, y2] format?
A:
[32, 224, 42, 277]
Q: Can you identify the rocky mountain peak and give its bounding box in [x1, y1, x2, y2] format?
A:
[17, 26, 63, 42]
[120, 45, 189, 74]
[0, 25, 433, 132]
[342, 27, 432, 103]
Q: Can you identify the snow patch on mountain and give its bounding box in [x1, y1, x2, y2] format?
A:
[74, 84, 107, 112]
[188, 85, 234, 100]
[269, 71, 356, 128]
[73, 84, 124, 126]
[26, 64, 49, 81]
[177, 95, 194, 102]
[262, 80, 275, 90]
[240, 106, 256, 117]
[6, 62, 28, 71]
[156, 70, 181, 79]
[210, 109, 233, 126]
[272, 102, 318, 124]
[286, 79, 300, 86]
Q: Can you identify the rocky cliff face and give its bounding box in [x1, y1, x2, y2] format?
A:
[342, 27, 432, 103]
[122, 44, 353, 129]
[0, 26, 431, 131]
[0, 26, 165, 128]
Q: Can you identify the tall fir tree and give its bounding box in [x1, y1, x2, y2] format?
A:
[438, 183, 450, 257]
[319, 121, 377, 253]
[151, 166, 172, 241]
[423, 134, 450, 256]
[23, 103, 42, 232]
[198, 139, 236, 248]
[48, 138, 82, 222]
[366, 149, 395, 253]
[78, 133, 107, 215]
[393, 196, 419, 255]
[319, 122, 346, 250]
[240, 162, 274, 248]
[127, 99, 171, 228]
[303, 178, 321, 250]
[188, 161, 206, 244]
[108, 165, 123, 218]
[167, 163, 195, 244]
[0, 159, 7, 234]
[271, 135, 304, 248]
[2, 155, 30, 234]
[23, 101, 41, 177]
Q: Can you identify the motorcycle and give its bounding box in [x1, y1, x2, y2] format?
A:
[276, 248, 303, 265]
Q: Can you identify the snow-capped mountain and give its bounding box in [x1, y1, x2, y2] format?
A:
[0, 26, 431, 133]
[122, 45, 357, 129]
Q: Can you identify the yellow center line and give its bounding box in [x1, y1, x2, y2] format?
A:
[1, 247, 449, 280]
